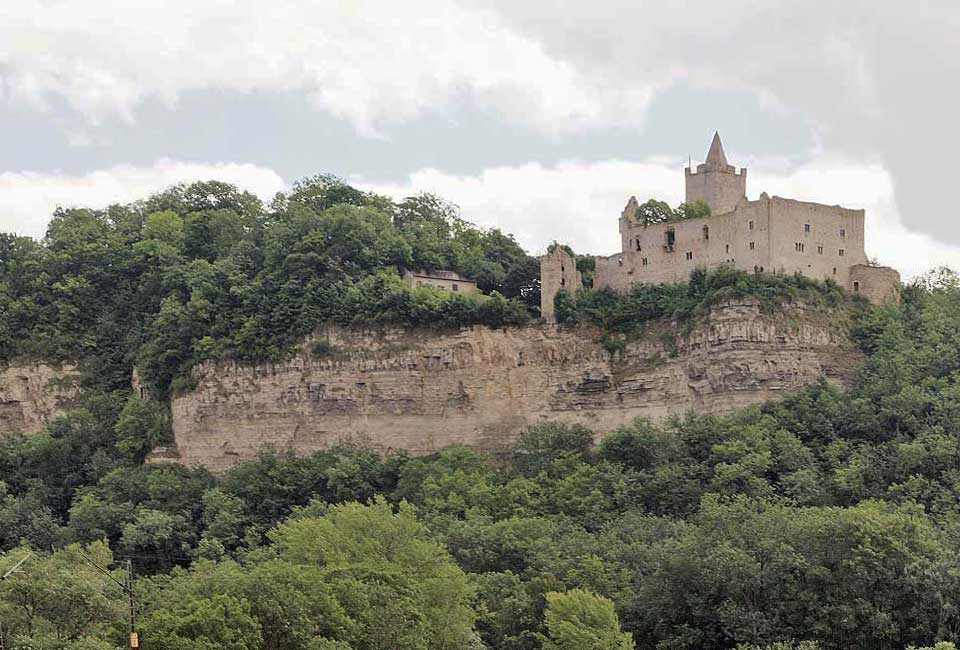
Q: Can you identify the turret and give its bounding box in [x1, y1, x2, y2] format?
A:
[539, 245, 582, 324]
[684, 132, 747, 215]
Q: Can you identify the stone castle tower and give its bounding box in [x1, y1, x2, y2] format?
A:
[540, 132, 901, 323]
[684, 132, 747, 215]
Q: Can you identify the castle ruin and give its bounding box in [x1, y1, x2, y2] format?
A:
[542, 133, 901, 320]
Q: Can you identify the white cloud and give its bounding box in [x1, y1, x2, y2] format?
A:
[363, 155, 960, 280]
[0, 0, 651, 135]
[364, 161, 679, 255]
[0, 159, 286, 239]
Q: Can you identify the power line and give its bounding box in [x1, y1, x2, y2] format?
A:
[0, 551, 31, 650]
[76, 550, 139, 649]
[0, 553, 30, 582]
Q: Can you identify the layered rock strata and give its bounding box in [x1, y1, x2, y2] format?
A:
[167, 301, 861, 471]
[0, 362, 81, 435]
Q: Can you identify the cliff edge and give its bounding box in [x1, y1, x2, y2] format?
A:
[0, 362, 81, 435]
[164, 300, 862, 471]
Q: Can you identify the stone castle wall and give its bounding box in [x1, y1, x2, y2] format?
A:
[602, 196, 871, 290]
[850, 264, 902, 304]
[167, 300, 862, 471]
[0, 362, 81, 435]
[540, 247, 582, 323]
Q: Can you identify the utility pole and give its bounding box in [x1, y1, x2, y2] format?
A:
[0, 551, 31, 650]
[77, 551, 138, 649]
[126, 560, 138, 649]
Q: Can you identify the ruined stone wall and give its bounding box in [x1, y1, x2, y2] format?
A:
[168, 300, 862, 471]
[540, 247, 582, 323]
[850, 265, 901, 304]
[0, 362, 81, 435]
[610, 200, 772, 288]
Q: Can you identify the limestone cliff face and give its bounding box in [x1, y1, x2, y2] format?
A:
[0, 362, 81, 434]
[168, 301, 862, 471]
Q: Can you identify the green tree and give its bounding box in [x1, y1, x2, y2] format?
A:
[0, 543, 124, 646]
[634, 199, 673, 225]
[540, 589, 633, 650]
[511, 422, 595, 477]
[269, 497, 476, 650]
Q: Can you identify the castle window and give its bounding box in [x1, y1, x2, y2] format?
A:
[636, 238, 641, 251]
[839, 248, 845, 257]
[749, 241, 755, 250]
[665, 229, 675, 250]
[840, 228, 846, 238]
[754, 265, 759, 273]
[452, 284, 459, 292]
[818, 245, 823, 254]
[561, 278, 565, 287]
[642, 257, 648, 266]
[561, 265, 564, 272]
[833, 267, 837, 275]
[618, 258, 623, 266]
[795, 242, 805, 252]
[725, 244, 730, 253]
[749, 220, 754, 230]
[703, 225, 709, 240]
[804, 223, 811, 233]
[685, 251, 693, 260]
[853, 281, 860, 293]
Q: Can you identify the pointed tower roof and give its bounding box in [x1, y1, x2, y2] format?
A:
[705, 131, 728, 169]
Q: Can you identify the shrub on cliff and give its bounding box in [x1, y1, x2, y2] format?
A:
[560, 266, 848, 335]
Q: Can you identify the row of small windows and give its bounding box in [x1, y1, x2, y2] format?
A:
[796, 243, 844, 256]
[640, 240, 846, 261]
[633, 223, 847, 253]
[802, 223, 845, 237]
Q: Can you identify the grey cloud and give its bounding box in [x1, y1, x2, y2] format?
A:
[463, 0, 960, 241]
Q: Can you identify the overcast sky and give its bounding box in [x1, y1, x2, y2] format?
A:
[0, 0, 958, 278]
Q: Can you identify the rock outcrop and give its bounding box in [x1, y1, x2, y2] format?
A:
[0, 362, 81, 435]
[167, 301, 862, 471]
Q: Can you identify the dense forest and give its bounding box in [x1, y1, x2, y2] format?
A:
[2, 178, 960, 649]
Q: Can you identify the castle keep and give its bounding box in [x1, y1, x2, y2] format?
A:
[542, 133, 900, 319]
